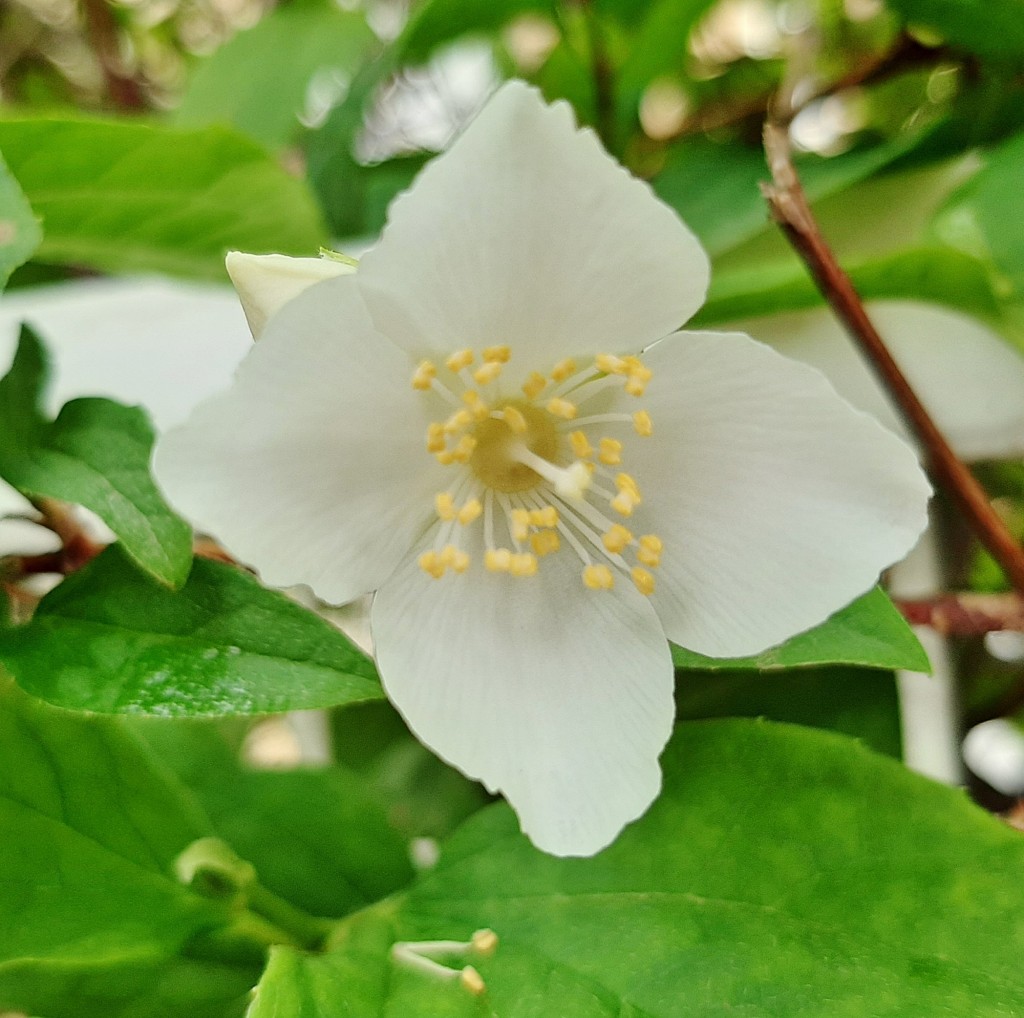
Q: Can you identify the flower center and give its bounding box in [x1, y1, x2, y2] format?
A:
[410, 346, 663, 596]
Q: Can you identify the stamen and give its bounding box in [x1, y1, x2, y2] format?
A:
[443, 408, 473, 434]
[529, 506, 558, 528]
[501, 405, 528, 434]
[546, 397, 577, 420]
[435, 492, 457, 521]
[418, 550, 446, 579]
[602, 523, 632, 554]
[569, 431, 593, 458]
[457, 498, 482, 525]
[530, 529, 560, 556]
[510, 552, 538, 577]
[632, 566, 655, 595]
[551, 357, 577, 383]
[452, 435, 477, 463]
[473, 361, 503, 385]
[598, 438, 622, 465]
[483, 345, 511, 363]
[633, 410, 653, 436]
[638, 534, 663, 567]
[485, 548, 512, 572]
[522, 371, 547, 399]
[461, 967, 486, 995]
[446, 349, 475, 372]
[426, 423, 446, 453]
[511, 508, 531, 543]
[462, 391, 490, 421]
[595, 353, 628, 375]
[583, 564, 615, 590]
[625, 376, 648, 397]
[412, 360, 437, 390]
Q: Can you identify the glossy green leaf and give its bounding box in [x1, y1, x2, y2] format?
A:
[0, 118, 326, 280]
[883, 0, 1024, 61]
[135, 720, 415, 919]
[0, 677, 258, 1017]
[671, 586, 929, 673]
[0, 149, 41, 289]
[0, 327, 192, 587]
[175, 0, 376, 148]
[0, 544, 382, 716]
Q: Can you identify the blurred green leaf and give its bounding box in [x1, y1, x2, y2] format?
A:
[0, 545, 382, 716]
[175, 0, 376, 148]
[0, 149, 40, 289]
[671, 587, 928, 673]
[0, 118, 325, 280]
[0, 677, 257, 1017]
[135, 720, 416, 919]
[0, 327, 192, 587]
[884, 0, 1024, 61]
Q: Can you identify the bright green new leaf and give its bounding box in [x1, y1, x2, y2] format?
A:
[0, 327, 193, 587]
[671, 586, 929, 673]
[883, 0, 1024, 61]
[175, 0, 376, 148]
[0, 118, 325, 280]
[0, 677, 258, 1017]
[1, 544, 382, 716]
[0, 149, 41, 289]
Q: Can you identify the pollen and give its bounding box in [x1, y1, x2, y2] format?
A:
[546, 397, 577, 420]
[426, 422, 446, 453]
[485, 548, 512, 572]
[531, 529, 560, 556]
[611, 473, 642, 515]
[638, 534, 663, 567]
[598, 437, 622, 465]
[529, 506, 558, 528]
[462, 390, 490, 421]
[457, 498, 483, 525]
[602, 523, 632, 554]
[446, 349, 475, 372]
[418, 550, 445, 579]
[569, 431, 593, 458]
[522, 371, 547, 399]
[452, 435, 477, 462]
[551, 357, 577, 382]
[473, 360, 503, 385]
[435, 492, 456, 521]
[501, 405, 528, 434]
[510, 552, 539, 577]
[583, 563, 615, 590]
[444, 408, 473, 434]
[412, 360, 437, 390]
[633, 410, 653, 436]
[596, 353, 627, 375]
[511, 508, 531, 542]
[631, 566, 656, 596]
[625, 376, 648, 397]
[483, 345, 511, 363]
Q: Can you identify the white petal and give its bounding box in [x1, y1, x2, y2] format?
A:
[155, 275, 446, 603]
[226, 252, 355, 339]
[623, 330, 930, 658]
[371, 525, 675, 857]
[357, 81, 708, 373]
[732, 300, 1024, 462]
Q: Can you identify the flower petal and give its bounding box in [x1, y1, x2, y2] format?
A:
[622, 330, 930, 658]
[371, 524, 675, 857]
[226, 252, 355, 339]
[357, 81, 708, 372]
[732, 300, 1024, 462]
[155, 275, 446, 603]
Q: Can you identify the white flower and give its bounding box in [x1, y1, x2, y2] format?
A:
[155, 82, 930, 857]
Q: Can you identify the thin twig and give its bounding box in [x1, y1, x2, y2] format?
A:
[761, 122, 1024, 594]
[897, 592, 1024, 636]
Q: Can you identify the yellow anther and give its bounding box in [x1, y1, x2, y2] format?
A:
[610, 491, 637, 517]
[546, 397, 577, 420]
[436, 450, 456, 466]
[598, 437, 623, 466]
[627, 360, 652, 383]
[485, 548, 512, 572]
[625, 376, 648, 397]
[418, 551, 446, 579]
[637, 534, 663, 569]
[633, 410, 653, 436]
[616, 473, 641, 499]
[511, 508, 531, 542]
[501, 405, 528, 434]
[435, 492, 457, 521]
[551, 357, 577, 383]
[582, 563, 615, 590]
[462, 390, 490, 421]
[530, 529, 560, 556]
[443, 408, 473, 434]
[471, 929, 499, 957]
[446, 349, 475, 372]
[602, 523, 633, 555]
[632, 566, 656, 596]
[426, 422, 447, 453]
[596, 353, 627, 375]
[457, 499, 482, 525]
[529, 506, 558, 528]
[522, 371, 547, 399]
[569, 430, 593, 458]
[510, 552, 539, 577]
[483, 345, 511, 364]
[451, 549, 470, 573]
[473, 361, 503, 385]
[412, 360, 437, 390]
[452, 435, 477, 462]
[461, 966, 486, 996]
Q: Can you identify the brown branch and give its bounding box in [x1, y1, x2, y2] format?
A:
[761, 122, 1024, 594]
[79, 0, 146, 111]
[897, 592, 1024, 636]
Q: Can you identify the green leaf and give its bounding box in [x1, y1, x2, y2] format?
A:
[883, 0, 1024, 61]
[0, 677, 259, 1017]
[0, 149, 41, 289]
[0, 326, 193, 587]
[671, 586, 929, 673]
[135, 719, 416, 919]
[0, 118, 326, 280]
[175, 0, 376, 148]
[397, 720, 1024, 1015]
[0, 544, 382, 716]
